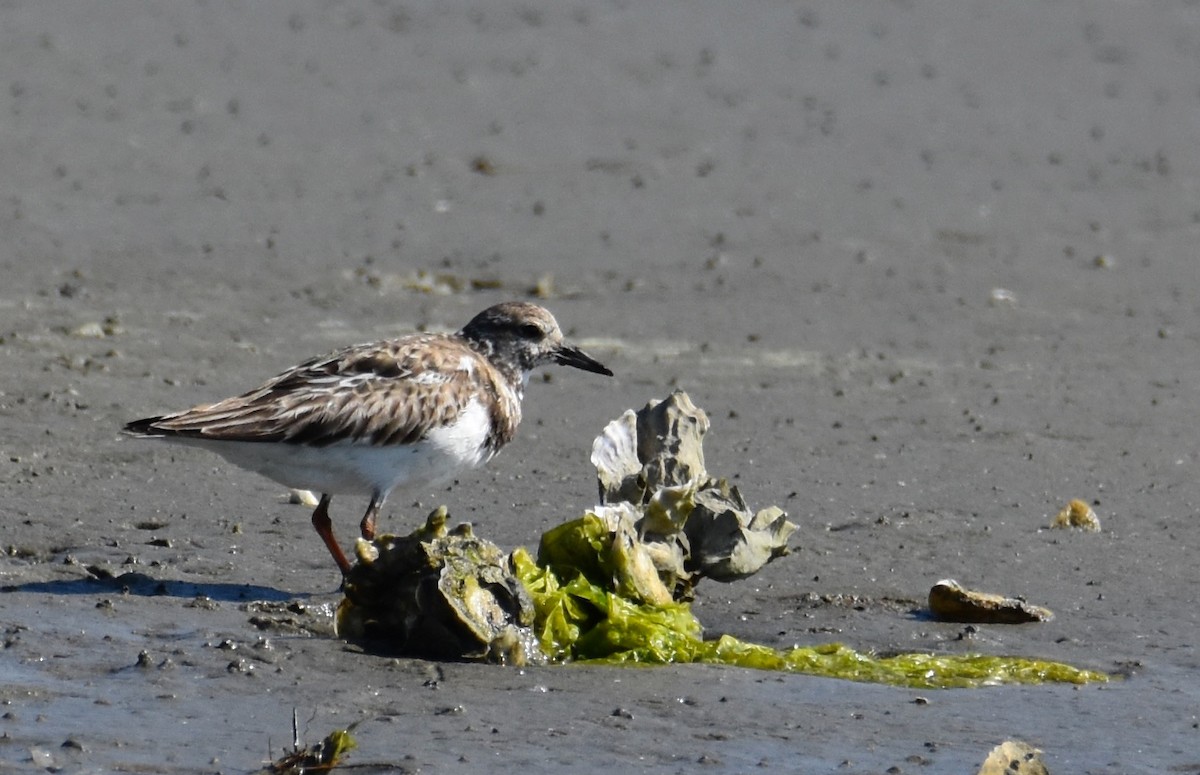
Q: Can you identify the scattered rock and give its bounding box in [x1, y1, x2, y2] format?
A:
[70, 316, 122, 338]
[71, 321, 108, 339]
[29, 748, 55, 768]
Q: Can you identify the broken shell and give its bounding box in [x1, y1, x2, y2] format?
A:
[635, 391, 709, 491]
[684, 486, 796, 582]
[1051, 499, 1100, 531]
[928, 579, 1053, 624]
[592, 390, 712, 506]
[592, 503, 685, 604]
[288, 488, 320, 507]
[71, 321, 108, 339]
[977, 740, 1049, 775]
[989, 287, 1018, 306]
[352, 537, 380, 564]
[641, 481, 698, 536]
[591, 409, 644, 504]
[610, 527, 674, 606]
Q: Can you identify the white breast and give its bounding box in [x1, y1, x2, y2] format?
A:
[422, 397, 493, 470]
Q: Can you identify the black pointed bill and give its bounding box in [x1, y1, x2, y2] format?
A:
[554, 345, 613, 376]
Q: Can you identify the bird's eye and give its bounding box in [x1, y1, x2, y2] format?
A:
[518, 323, 543, 339]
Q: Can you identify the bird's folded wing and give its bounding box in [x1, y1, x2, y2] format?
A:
[143, 337, 490, 447]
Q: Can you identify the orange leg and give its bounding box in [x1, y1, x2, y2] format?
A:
[311, 494, 352, 575]
[359, 495, 383, 541]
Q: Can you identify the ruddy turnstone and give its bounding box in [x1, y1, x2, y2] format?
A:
[124, 302, 612, 575]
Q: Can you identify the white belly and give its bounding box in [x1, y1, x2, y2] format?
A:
[171, 399, 496, 498]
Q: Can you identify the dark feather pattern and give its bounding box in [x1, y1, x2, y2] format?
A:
[126, 333, 522, 455]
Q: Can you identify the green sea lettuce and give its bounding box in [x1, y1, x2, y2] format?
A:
[514, 545, 1108, 688]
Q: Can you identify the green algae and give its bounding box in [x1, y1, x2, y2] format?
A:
[515, 522, 1110, 689]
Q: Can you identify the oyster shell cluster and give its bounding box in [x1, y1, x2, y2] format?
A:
[336, 507, 542, 665]
[336, 390, 796, 660]
[579, 390, 797, 603]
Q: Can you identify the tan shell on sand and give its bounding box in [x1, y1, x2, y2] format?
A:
[928, 579, 1054, 624]
[977, 740, 1049, 775]
[1051, 499, 1101, 531]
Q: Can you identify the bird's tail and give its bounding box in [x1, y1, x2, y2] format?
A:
[123, 416, 168, 437]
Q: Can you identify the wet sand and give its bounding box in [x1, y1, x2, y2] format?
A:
[2, 2, 1198, 772]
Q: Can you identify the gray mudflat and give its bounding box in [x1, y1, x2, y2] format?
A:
[2, 3, 1197, 773]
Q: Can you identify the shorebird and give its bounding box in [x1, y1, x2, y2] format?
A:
[124, 302, 613, 575]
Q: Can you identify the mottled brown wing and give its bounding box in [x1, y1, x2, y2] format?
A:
[142, 335, 490, 447]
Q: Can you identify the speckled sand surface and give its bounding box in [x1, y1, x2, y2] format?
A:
[2, 3, 1198, 772]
